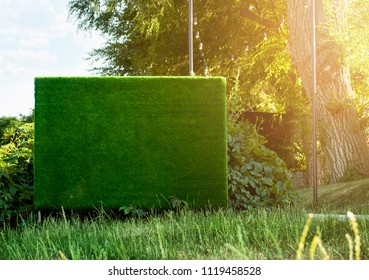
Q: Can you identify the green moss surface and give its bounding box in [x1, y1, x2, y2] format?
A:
[34, 77, 227, 210]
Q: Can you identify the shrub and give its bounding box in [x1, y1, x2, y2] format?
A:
[0, 121, 34, 225]
[227, 79, 298, 210]
[0, 116, 17, 140]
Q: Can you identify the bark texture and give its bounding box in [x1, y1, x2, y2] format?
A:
[287, 0, 369, 183]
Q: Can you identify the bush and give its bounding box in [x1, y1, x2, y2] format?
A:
[0, 121, 34, 225]
[227, 80, 298, 210]
[0, 117, 17, 140]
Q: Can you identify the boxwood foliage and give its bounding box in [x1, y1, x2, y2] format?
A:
[34, 77, 228, 210]
[0, 121, 34, 224]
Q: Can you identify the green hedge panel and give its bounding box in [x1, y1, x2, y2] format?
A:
[34, 77, 227, 210]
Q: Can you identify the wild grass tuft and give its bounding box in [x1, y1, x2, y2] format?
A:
[347, 211, 361, 260]
[295, 210, 369, 260]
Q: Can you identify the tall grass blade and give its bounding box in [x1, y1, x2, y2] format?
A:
[296, 213, 314, 260]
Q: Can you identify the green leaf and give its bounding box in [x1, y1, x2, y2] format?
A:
[241, 163, 251, 173]
[251, 161, 263, 174]
[9, 185, 18, 195]
[262, 177, 273, 186]
[263, 165, 273, 177]
[249, 179, 256, 189]
[119, 206, 132, 215]
[240, 178, 250, 186]
[0, 170, 9, 179]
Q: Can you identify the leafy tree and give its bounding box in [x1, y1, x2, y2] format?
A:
[68, 0, 302, 134]
[335, 1, 369, 140]
[68, 0, 369, 183]
[68, 0, 298, 96]
[286, 0, 369, 183]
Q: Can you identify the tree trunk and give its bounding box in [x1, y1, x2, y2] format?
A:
[286, 0, 369, 183]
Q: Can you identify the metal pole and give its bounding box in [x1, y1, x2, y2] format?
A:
[188, 0, 194, 75]
[312, 0, 318, 203]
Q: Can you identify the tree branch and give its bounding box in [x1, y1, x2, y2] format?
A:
[241, 8, 279, 29]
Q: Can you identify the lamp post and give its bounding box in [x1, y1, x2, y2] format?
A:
[189, 0, 194, 75]
[312, 0, 318, 203]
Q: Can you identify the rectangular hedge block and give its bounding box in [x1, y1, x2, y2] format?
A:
[34, 77, 227, 210]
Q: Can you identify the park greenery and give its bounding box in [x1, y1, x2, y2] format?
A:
[1, 0, 369, 260]
[68, 0, 369, 184]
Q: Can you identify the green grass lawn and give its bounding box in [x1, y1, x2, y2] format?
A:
[298, 178, 369, 214]
[1, 179, 369, 260]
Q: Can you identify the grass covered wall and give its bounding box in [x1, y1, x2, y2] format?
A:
[34, 77, 227, 210]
